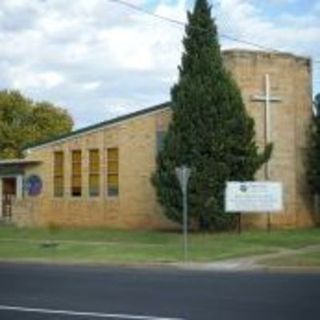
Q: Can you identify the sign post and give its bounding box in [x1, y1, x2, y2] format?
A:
[175, 166, 191, 262]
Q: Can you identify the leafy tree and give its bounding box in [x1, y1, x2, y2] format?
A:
[153, 0, 272, 231]
[0, 90, 73, 158]
[307, 93, 320, 195]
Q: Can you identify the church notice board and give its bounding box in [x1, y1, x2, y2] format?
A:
[225, 182, 283, 213]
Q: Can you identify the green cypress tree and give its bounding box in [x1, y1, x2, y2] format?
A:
[152, 0, 272, 231]
[307, 93, 320, 195]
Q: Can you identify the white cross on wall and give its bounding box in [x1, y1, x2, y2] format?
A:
[251, 74, 281, 179]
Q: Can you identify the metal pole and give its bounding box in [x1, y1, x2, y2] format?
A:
[265, 74, 271, 233]
[0, 179, 2, 219]
[176, 166, 190, 263]
[238, 213, 242, 235]
[183, 186, 188, 262]
[265, 74, 271, 179]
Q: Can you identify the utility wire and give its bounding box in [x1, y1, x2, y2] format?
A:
[108, 0, 185, 27]
[107, 0, 280, 52]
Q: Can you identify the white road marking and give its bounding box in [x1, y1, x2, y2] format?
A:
[0, 305, 184, 320]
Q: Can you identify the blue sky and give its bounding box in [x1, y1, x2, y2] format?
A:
[257, 0, 315, 17]
[0, 0, 319, 128]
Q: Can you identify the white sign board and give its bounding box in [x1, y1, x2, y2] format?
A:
[225, 182, 283, 213]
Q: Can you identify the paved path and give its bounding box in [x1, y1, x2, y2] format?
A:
[174, 244, 320, 272]
[0, 262, 320, 319]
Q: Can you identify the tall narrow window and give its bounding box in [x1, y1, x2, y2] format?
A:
[54, 151, 64, 197]
[156, 130, 166, 153]
[107, 148, 119, 196]
[89, 149, 100, 196]
[71, 150, 82, 197]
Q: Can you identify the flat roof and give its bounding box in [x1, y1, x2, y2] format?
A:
[222, 48, 311, 62]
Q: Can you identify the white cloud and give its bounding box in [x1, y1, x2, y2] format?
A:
[216, 0, 320, 96]
[0, 0, 187, 127]
[8, 66, 65, 90]
[217, 0, 320, 56]
[100, 28, 155, 70]
[82, 81, 101, 91]
[0, 0, 319, 127]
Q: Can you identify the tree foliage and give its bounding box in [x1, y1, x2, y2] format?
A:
[314, 93, 320, 116]
[307, 93, 320, 194]
[152, 0, 272, 231]
[0, 90, 73, 158]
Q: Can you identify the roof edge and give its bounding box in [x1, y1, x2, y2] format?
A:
[24, 102, 171, 151]
[0, 159, 42, 165]
[222, 48, 311, 62]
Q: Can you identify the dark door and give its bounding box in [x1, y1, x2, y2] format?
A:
[2, 178, 16, 218]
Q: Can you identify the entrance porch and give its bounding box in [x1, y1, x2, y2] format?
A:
[0, 159, 41, 223]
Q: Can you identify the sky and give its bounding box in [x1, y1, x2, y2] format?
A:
[0, 0, 319, 128]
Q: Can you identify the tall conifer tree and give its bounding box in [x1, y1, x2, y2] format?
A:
[307, 93, 320, 196]
[153, 0, 272, 230]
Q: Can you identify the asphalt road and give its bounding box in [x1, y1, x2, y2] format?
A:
[0, 263, 319, 320]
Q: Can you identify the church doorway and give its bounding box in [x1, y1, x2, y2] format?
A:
[2, 177, 17, 219]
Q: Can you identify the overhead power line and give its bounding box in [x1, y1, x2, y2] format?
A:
[108, 0, 184, 27]
[107, 0, 279, 53]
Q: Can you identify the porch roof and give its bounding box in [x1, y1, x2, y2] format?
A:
[0, 159, 42, 175]
[0, 159, 42, 166]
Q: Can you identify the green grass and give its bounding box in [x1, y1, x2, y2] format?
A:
[262, 251, 320, 268]
[0, 226, 319, 264]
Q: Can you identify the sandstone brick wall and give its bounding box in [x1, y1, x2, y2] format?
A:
[17, 108, 175, 229]
[223, 50, 314, 229]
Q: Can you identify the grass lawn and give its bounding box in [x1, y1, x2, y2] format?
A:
[0, 226, 319, 264]
[261, 251, 320, 268]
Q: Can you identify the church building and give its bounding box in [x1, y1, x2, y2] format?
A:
[0, 50, 316, 229]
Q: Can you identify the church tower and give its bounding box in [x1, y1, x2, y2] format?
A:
[223, 49, 314, 228]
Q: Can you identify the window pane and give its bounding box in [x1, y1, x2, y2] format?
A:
[90, 174, 99, 186]
[54, 176, 63, 197]
[90, 161, 100, 172]
[72, 150, 81, 162]
[108, 148, 118, 160]
[89, 150, 100, 197]
[72, 187, 81, 197]
[72, 176, 81, 187]
[90, 187, 99, 196]
[108, 161, 118, 173]
[89, 174, 100, 196]
[107, 148, 119, 197]
[108, 174, 118, 186]
[72, 163, 81, 175]
[90, 149, 99, 161]
[71, 150, 82, 197]
[156, 131, 166, 153]
[54, 151, 64, 197]
[108, 186, 118, 196]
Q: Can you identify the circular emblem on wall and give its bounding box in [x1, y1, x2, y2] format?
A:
[25, 175, 43, 197]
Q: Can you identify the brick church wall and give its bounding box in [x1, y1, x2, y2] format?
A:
[223, 50, 314, 228]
